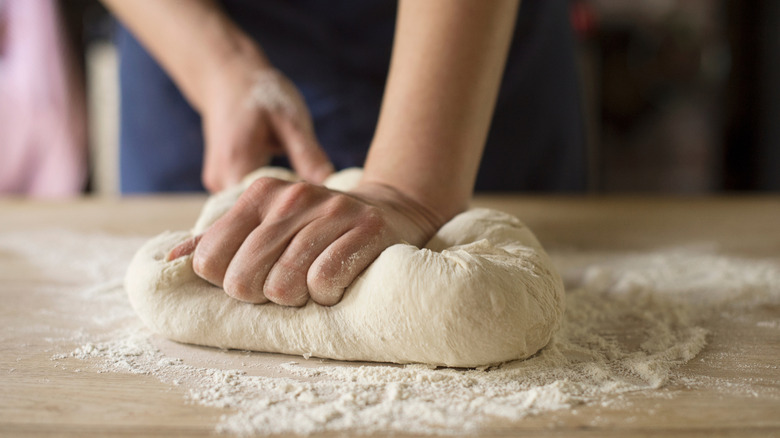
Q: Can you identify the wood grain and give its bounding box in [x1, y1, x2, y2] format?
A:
[1, 196, 778, 437]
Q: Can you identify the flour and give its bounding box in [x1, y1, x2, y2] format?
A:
[757, 320, 780, 329]
[128, 169, 566, 367]
[127, 208, 565, 368]
[3, 230, 777, 435]
[246, 70, 302, 118]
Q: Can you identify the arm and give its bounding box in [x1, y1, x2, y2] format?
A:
[172, 0, 520, 307]
[363, 0, 520, 220]
[101, 0, 257, 112]
[101, 0, 333, 190]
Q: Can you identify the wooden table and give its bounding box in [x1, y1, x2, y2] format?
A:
[1, 196, 779, 437]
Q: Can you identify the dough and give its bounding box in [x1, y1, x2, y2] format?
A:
[125, 168, 565, 367]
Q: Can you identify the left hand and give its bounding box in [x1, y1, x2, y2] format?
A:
[168, 177, 444, 306]
[200, 65, 333, 192]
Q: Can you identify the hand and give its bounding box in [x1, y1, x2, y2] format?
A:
[168, 178, 445, 306]
[200, 63, 333, 192]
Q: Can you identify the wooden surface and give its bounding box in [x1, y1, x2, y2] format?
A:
[1, 195, 779, 437]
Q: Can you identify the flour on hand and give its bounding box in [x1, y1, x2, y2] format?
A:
[124, 168, 565, 367]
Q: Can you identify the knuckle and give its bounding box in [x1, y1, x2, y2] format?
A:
[264, 279, 309, 307]
[261, 283, 284, 303]
[278, 256, 308, 277]
[323, 193, 356, 218]
[273, 181, 318, 217]
[308, 257, 341, 292]
[192, 250, 224, 286]
[223, 272, 263, 303]
[286, 181, 316, 201]
[309, 282, 344, 307]
[243, 176, 283, 200]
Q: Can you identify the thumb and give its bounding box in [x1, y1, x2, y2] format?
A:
[167, 235, 202, 262]
[272, 114, 334, 184]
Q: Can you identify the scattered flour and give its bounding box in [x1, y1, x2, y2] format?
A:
[3, 230, 779, 436]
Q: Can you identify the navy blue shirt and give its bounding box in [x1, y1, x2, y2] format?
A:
[117, 0, 585, 193]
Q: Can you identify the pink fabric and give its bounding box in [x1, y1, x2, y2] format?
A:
[0, 0, 87, 197]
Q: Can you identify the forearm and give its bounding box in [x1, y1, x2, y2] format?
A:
[363, 0, 519, 220]
[101, 0, 269, 111]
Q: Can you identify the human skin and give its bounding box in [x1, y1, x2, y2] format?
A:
[103, 0, 520, 306]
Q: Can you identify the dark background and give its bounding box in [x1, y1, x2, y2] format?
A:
[61, 0, 780, 193]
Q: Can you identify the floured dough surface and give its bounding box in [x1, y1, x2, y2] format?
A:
[125, 168, 565, 367]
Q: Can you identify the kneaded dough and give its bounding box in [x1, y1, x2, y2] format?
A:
[125, 168, 565, 367]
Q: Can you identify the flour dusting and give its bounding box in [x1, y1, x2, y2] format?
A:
[3, 230, 778, 435]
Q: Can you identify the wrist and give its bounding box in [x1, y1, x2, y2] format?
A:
[349, 181, 447, 242]
[191, 19, 272, 112]
[352, 179, 454, 229]
[361, 162, 471, 223]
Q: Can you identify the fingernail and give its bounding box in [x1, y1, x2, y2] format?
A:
[167, 235, 202, 262]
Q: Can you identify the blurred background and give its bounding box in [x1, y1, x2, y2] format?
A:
[1, 0, 778, 197]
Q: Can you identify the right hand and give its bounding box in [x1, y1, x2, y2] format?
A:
[169, 177, 445, 307]
[200, 59, 333, 192]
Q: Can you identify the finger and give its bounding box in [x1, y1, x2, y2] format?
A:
[222, 220, 301, 305]
[167, 235, 202, 262]
[202, 112, 274, 192]
[308, 226, 390, 306]
[263, 218, 352, 307]
[192, 177, 285, 287]
[221, 181, 326, 304]
[272, 113, 334, 184]
[224, 150, 271, 188]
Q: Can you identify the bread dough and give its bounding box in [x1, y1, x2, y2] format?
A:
[125, 168, 565, 367]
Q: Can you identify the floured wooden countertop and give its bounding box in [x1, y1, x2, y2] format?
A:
[1, 195, 779, 437]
